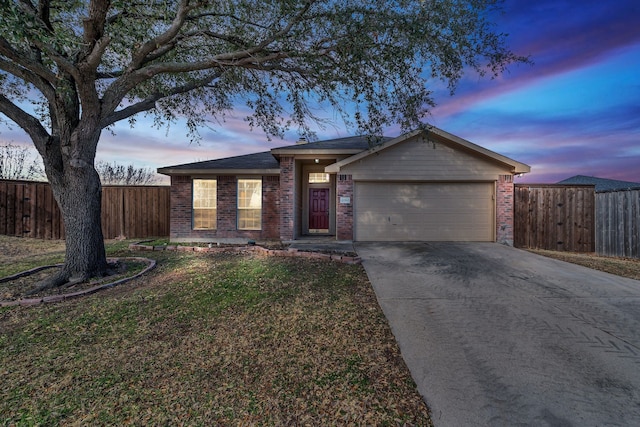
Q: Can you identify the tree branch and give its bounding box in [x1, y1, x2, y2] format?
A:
[185, 11, 270, 30]
[100, 70, 223, 128]
[82, 34, 111, 72]
[96, 70, 124, 79]
[27, 37, 80, 81]
[182, 30, 251, 50]
[0, 94, 51, 149]
[100, 97, 157, 128]
[0, 37, 58, 85]
[100, 1, 315, 123]
[128, 0, 193, 71]
[81, 0, 112, 71]
[139, 42, 177, 66]
[0, 59, 56, 104]
[200, 1, 315, 63]
[36, 0, 54, 31]
[0, 59, 55, 99]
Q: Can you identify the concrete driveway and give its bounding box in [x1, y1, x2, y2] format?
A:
[355, 242, 640, 427]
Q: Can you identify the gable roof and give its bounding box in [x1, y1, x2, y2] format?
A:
[157, 151, 280, 175]
[557, 175, 640, 192]
[325, 127, 531, 174]
[158, 127, 531, 176]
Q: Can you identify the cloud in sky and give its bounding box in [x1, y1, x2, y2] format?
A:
[427, 0, 640, 183]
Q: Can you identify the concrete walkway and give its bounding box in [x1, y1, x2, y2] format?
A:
[287, 237, 355, 254]
[356, 242, 640, 427]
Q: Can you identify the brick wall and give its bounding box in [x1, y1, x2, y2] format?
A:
[336, 174, 354, 240]
[169, 175, 280, 241]
[279, 157, 295, 240]
[496, 174, 515, 245]
[262, 175, 280, 239]
[169, 175, 194, 239]
[216, 176, 237, 236]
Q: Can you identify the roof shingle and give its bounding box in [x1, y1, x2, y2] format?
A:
[275, 135, 391, 151]
[558, 175, 640, 192]
[158, 151, 279, 172]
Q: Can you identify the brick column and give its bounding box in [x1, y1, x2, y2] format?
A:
[336, 174, 353, 240]
[263, 176, 280, 239]
[169, 175, 192, 239]
[496, 174, 514, 245]
[279, 157, 295, 241]
[217, 176, 237, 236]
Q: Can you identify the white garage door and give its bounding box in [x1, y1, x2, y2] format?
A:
[355, 182, 495, 241]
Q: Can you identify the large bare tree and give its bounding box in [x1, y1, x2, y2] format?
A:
[0, 0, 525, 288]
[96, 161, 158, 185]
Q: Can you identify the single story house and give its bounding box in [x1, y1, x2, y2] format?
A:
[557, 175, 640, 192]
[158, 127, 530, 244]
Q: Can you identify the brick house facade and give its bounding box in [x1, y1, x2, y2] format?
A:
[169, 174, 280, 241]
[158, 128, 530, 243]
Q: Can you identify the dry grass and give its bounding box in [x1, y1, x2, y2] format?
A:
[0, 237, 431, 426]
[0, 236, 66, 277]
[527, 249, 640, 281]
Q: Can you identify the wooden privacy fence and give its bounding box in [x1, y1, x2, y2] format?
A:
[0, 180, 170, 239]
[514, 184, 595, 252]
[0, 180, 64, 239]
[596, 190, 640, 258]
[101, 186, 170, 238]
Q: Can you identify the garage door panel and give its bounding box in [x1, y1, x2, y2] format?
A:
[355, 182, 494, 241]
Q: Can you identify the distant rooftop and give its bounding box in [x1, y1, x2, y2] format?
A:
[558, 175, 640, 192]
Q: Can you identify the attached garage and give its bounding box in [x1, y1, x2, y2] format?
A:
[326, 128, 531, 243]
[355, 182, 495, 241]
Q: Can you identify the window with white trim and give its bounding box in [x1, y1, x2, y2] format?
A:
[238, 179, 262, 230]
[192, 179, 217, 229]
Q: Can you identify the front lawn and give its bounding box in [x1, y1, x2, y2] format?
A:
[0, 237, 431, 426]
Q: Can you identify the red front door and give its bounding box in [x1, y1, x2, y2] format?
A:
[309, 188, 329, 230]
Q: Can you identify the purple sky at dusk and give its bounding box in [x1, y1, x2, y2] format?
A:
[428, 0, 640, 183]
[1, 0, 639, 184]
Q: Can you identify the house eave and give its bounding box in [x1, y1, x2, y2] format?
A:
[429, 127, 531, 174]
[157, 168, 281, 176]
[270, 148, 364, 157]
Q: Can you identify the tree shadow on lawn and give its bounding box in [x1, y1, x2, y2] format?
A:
[0, 258, 155, 305]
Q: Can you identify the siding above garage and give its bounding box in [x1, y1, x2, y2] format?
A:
[326, 128, 530, 180]
[336, 133, 511, 180]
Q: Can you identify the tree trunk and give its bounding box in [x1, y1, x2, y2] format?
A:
[55, 164, 108, 282]
[33, 142, 108, 291]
